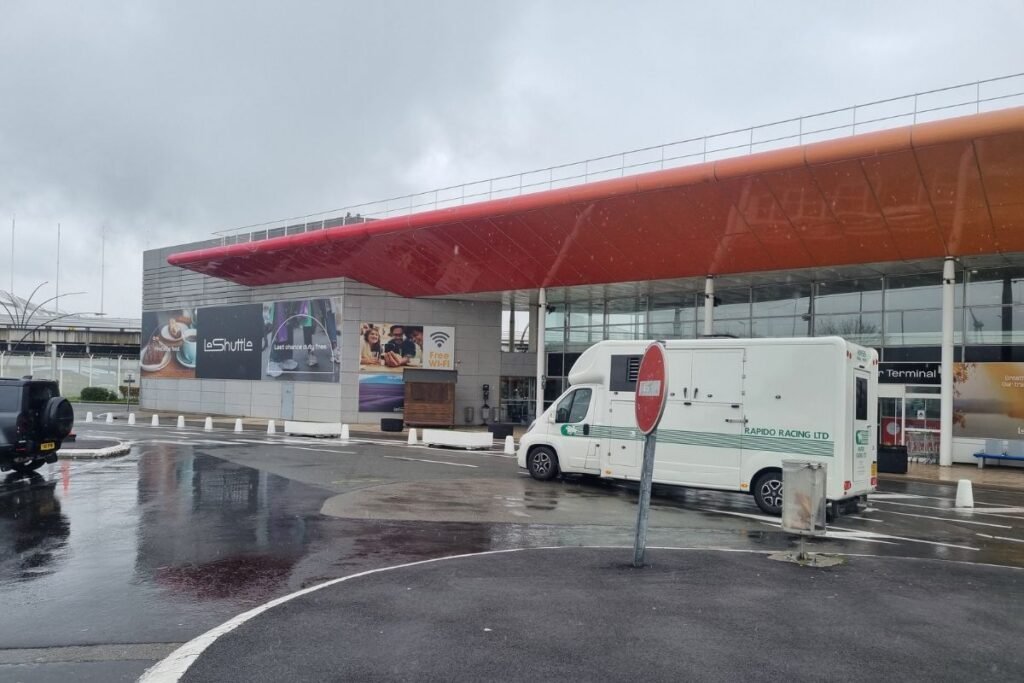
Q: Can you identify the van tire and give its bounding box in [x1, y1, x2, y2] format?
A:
[753, 470, 783, 516]
[527, 446, 559, 481]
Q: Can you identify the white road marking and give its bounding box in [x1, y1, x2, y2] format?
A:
[874, 500, 1024, 520]
[383, 455, 479, 468]
[879, 509, 1012, 529]
[846, 515, 885, 523]
[976, 533, 1024, 544]
[284, 446, 356, 454]
[871, 493, 927, 500]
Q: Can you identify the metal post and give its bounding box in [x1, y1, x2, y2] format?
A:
[508, 300, 516, 353]
[940, 258, 955, 467]
[117, 355, 122, 391]
[51, 343, 57, 381]
[30, 352, 34, 375]
[536, 288, 547, 421]
[59, 354, 64, 394]
[703, 276, 715, 337]
[633, 430, 658, 567]
[88, 354, 94, 387]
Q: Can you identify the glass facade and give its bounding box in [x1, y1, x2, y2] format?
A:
[542, 266, 1024, 401]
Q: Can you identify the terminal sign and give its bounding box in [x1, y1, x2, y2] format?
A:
[635, 342, 668, 435]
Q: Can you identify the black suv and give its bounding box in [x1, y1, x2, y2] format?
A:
[0, 378, 74, 475]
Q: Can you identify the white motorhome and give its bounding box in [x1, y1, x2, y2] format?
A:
[518, 337, 878, 516]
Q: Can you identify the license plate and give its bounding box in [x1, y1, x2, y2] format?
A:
[40, 442, 55, 451]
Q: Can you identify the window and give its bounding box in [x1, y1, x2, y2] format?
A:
[855, 377, 868, 421]
[555, 388, 592, 424]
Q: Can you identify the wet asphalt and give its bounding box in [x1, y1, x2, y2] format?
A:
[1, 418, 1023, 681]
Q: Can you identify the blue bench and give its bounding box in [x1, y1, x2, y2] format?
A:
[973, 439, 1024, 468]
[973, 452, 1024, 468]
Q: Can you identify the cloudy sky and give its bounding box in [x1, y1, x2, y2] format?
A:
[1, 1, 1021, 317]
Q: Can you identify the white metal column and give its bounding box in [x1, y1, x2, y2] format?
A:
[703, 276, 715, 337]
[940, 258, 955, 467]
[535, 288, 546, 420]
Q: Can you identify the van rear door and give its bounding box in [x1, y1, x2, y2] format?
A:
[850, 370, 874, 494]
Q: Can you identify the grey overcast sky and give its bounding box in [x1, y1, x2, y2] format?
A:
[1, 1, 1022, 317]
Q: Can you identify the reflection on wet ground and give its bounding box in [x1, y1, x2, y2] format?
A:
[0, 474, 70, 582]
[1, 438, 1024, 671]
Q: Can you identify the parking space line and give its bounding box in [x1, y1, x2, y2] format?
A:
[977, 533, 1024, 544]
[879, 509, 1012, 529]
[874, 500, 1024, 520]
[284, 446, 356, 454]
[846, 515, 885, 523]
[383, 455, 478, 468]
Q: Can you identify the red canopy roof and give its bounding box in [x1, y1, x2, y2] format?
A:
[169, 107, 1024, 298]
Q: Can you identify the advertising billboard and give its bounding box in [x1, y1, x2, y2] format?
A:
[141, 308, 198, 379]
[141, 299, 340, 383]
[357, 322, 455, 412]
[953, 362, 1024, 439]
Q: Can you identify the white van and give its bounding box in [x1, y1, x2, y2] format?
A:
[518, 337, 878, 516]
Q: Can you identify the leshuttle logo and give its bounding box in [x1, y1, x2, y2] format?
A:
[423, 326, 455, 369]
[204, 337, 255, 353]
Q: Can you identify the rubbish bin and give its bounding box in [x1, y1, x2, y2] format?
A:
[781, 460, 827, 537]
[877, 445, 908, 474]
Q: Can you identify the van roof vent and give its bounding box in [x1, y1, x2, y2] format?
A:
[627, 356, 640, 382]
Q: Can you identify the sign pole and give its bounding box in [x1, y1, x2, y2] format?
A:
[631, 341, 668, 568]
[633, 428, 658, 567]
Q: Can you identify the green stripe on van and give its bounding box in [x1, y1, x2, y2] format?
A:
[577, 424, 835, 457]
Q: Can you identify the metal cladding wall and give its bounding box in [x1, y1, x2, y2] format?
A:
[141, 241, 502, 424]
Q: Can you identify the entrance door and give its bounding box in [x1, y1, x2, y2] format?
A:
[879, 396, 904, 445]
[904, 395, 941, 463]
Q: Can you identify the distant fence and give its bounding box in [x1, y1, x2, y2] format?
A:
[0, 353, 140, 398]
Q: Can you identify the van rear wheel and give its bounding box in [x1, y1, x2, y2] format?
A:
[527, 447, 559, 481]
[753, 470, 783, 516]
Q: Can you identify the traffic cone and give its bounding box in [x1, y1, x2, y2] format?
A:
[204, 417, 213, 431]
[504, 435, 515, 455]
[85, 411, 93, 423]
[340, 424, 349, 441]
[105, 413, 113, 424]
[267, 420, 276, 435]
[128, 413, 136, 425]
[234, 418, 243, 433]
[955, 479, 974, 508]
[151, 414, 159, 426]
[176, 415, 185, 429]
[407, 428, 417, 445]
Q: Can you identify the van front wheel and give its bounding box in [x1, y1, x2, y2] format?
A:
[753, 470, 783, 516]
[527, 447, 559, 481]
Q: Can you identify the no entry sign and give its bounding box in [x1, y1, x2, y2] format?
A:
[635, 342, 668, 435]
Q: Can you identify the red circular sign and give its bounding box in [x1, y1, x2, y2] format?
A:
[635, 342, 668, 435]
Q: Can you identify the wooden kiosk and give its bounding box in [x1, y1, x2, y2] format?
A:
[402, 369, 457, 427]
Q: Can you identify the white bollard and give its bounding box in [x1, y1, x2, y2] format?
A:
[234, 418, 244, 433]
[176, 415, 185, 429]
[204, 417, 213, 431]
[504, 435, 515, 455]
[128, 413, 136, 425]
[407, 428, 417, 445]
[340, 424, 349, 441]
[105, 412, 114, 424]
[955, 479, 974, 508]
[85, 411, 94, 423]
[267, 420, 276, 435]
[151, 414, 160, 427]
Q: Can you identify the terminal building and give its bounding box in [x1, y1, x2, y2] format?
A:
[142, 78, 1024, 469]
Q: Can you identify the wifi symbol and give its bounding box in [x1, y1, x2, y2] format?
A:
[430, 331, 450, 348]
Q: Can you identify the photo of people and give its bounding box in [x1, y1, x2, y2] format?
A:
[140, 308, 198, 379]
[262, 299, 341, 382]
[359, 322, 423, 372]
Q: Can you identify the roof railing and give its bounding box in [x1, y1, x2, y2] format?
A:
[211, 72, 1024, 247]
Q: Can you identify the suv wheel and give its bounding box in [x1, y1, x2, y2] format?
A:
[527, 446, 559, 481]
